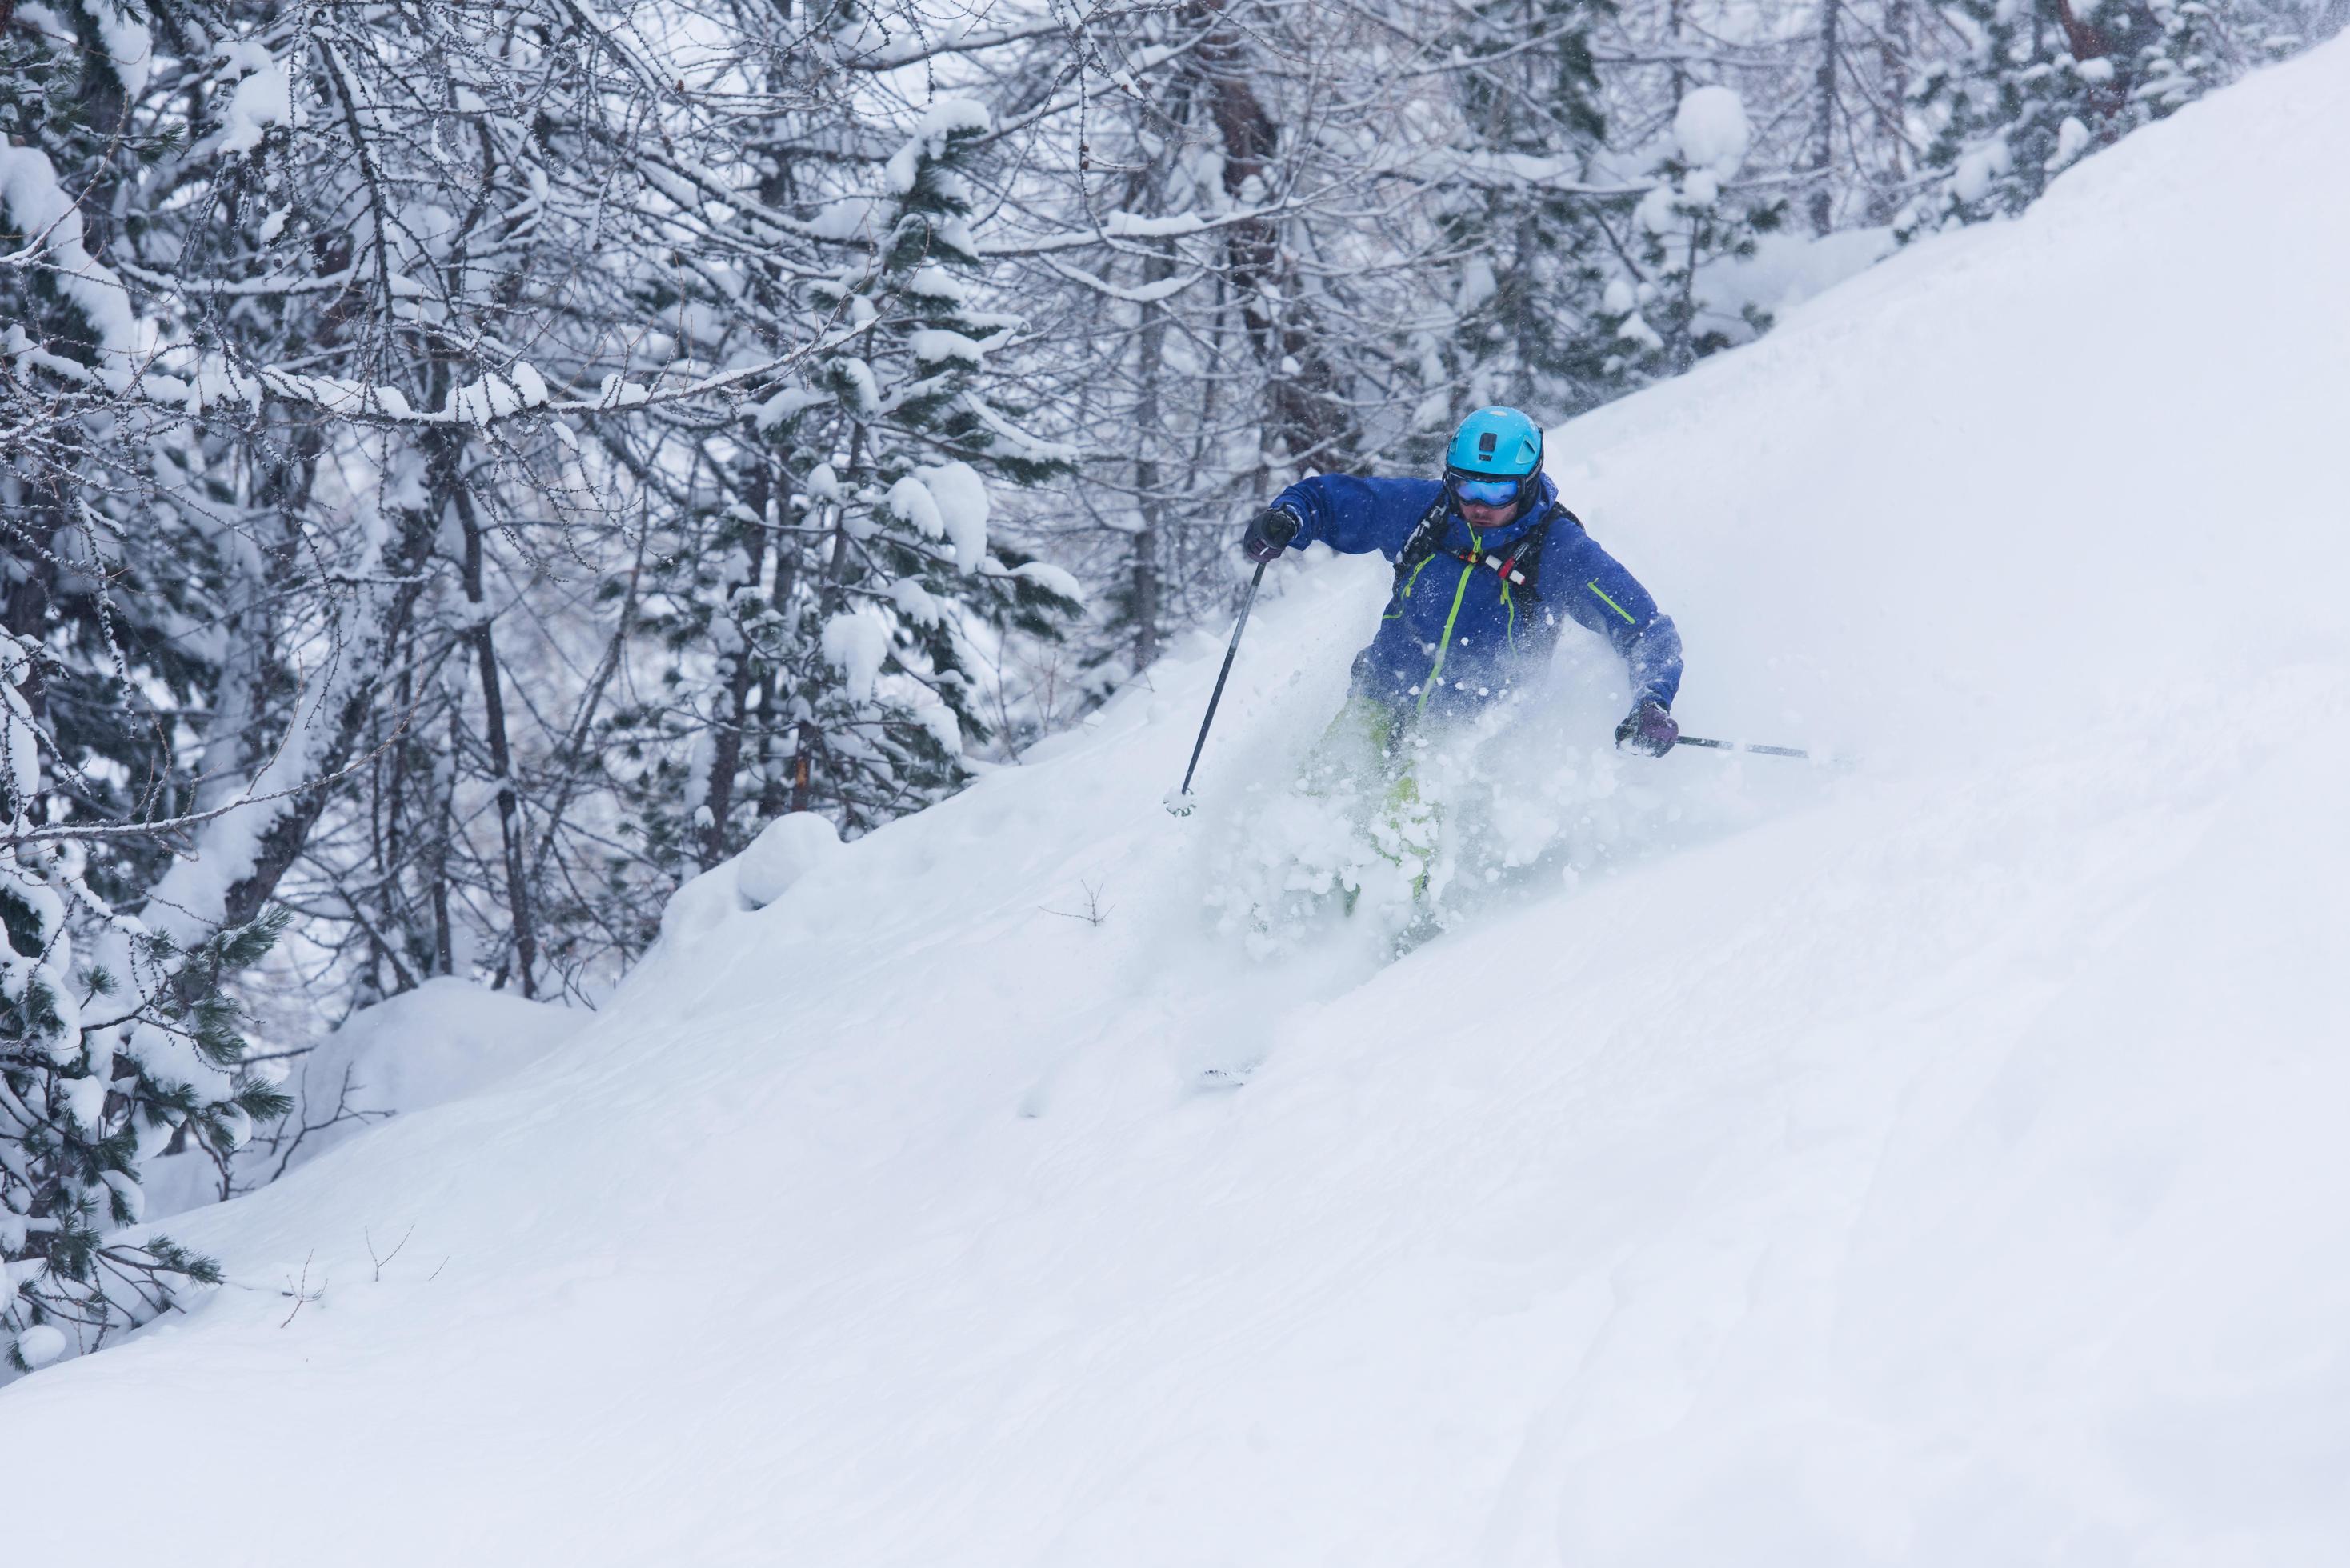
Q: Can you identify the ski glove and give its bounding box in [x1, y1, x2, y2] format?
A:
[1242, 507, 1301, 564]
[1615, 700, 1679, 757]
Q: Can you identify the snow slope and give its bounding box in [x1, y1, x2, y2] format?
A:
[138, 978, 586, 1220]
[12, 42, 2350, 1566]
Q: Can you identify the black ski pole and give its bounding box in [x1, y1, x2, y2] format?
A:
[1165, 559, 1269, 817]
[1675, 735, 1812, 760]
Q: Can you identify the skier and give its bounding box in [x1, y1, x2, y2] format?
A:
[1235, 406, 1682, 910]
[1241, 405, 1683, 754]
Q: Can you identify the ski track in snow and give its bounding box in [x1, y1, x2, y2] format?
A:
[11, 38, 2350, 1568]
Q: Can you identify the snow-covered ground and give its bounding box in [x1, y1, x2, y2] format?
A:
[12, 39, 2350, 1566]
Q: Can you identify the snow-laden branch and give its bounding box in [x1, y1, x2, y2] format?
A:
[978, 194, 1338, 258]
[70, 315, 879, 434]
[1035, 254, 1207, 303]
[0, 143, 140, 390]
[114, 258, 362, 299]
[961, 392, 1082, 462]
[4, 742, 395, 849]
[837, 16, 1077, 71]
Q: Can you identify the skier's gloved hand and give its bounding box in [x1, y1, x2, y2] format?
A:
[1241, 507, 1301, 564]
[1615, 700, 1679, 757]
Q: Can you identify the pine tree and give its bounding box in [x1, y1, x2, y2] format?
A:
[3, 0, 222, 906]
[619, 95, 1077, 876]
[771, 100, 1079, 829]
[2, 633, 290, 1378]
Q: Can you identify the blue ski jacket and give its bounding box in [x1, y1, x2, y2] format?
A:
[1269, 472, 1683, 725]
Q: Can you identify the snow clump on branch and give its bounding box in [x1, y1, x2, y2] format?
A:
[1675, 86, 1751, 180]
[885, 98, 992, 194]
[211, 41, 293, 157]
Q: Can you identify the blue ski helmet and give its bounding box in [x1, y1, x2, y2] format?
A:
[1444, 406, 1544, 513]
[1446, 406, 1543, 478]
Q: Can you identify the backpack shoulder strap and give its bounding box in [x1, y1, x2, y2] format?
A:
[1487, 507, 1560, 601]
[1395, 494, 1568, 601]
[1391, 492, 1453, 592]
[1453, 502, 1564, 601]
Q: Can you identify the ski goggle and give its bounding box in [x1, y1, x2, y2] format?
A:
[1446, 470, 1531, 508]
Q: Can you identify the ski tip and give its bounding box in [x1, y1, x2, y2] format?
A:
[1163, 789, 1199, 818]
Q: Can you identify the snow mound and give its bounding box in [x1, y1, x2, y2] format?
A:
[735, 812, 843, 906]
[10, 38, 2350, 1568]
[290, 980, 577, 1128]
[660, 810, 848, 944]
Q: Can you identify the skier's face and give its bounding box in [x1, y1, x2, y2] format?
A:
[1457, 496, 1520, 530]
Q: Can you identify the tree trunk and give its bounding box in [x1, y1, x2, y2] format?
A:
[1130, 247, 1174, 676]
[450, 478, 536, 997]
[755, 524, 803, 822]
[697, 463, 781, 870]
[1812, 0, 1841, 235]
[790, 721, 819, 814]
[1189, 0, 1355, 466]
[1669, 0, 1689, 101]
[792, 430, 863, 818]
[431, 705, 457, 976]
[2052, 0, 2109, 62]
[371, 662, 410, 998]
[216, 495, 437, 933]
[1875, 0, 1912, 220]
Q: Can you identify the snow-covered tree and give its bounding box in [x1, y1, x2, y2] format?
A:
[604, 86, 1079, 890]
[774, 102, 1079, 821]
[1, 630, 291, 1376]
[1410, 0, 1629, 433]
[1902, 0, 2335, 232]
[1611, 86, 1789, 378]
